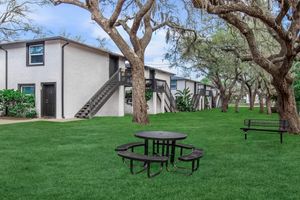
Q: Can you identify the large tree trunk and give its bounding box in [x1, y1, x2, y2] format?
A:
[235, 81, 245, 113]
[234, 98, 240, 113]
[220, 92, 230, 112]
[249, 89, 257, 110]
[258, 93, 264, 113]
[130, 60, 149, 124]
[265, 96, 272, 115]
[272, 75, 300, 133]
[212, 93, 219, 108]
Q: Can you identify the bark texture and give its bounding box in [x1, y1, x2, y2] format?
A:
[265, 96, 272, 115]
[272, 75, 300, 133]
[235, 81, 245, 113]
[220, 90, 231, 112]
[258, 93, 264, 113]
[131, 60, 149, 124]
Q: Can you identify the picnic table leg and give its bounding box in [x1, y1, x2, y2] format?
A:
[166, 140, 170, 157]
[170, 140, 176, 164]
[244, 131, 247, 140]
[152, 140, 155, 155]
[162, 140, 165, 156]
[144, 139, 149, 155]
[280, 132, 283, 144]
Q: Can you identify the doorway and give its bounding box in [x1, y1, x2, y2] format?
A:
[41, 83, 56, 118]
[109, 55, 119, 78]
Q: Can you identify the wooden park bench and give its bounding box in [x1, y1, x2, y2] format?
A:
[240, 119, 289, 144]
[117, 150, 168, 178]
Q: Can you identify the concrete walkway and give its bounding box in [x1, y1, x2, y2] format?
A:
[0, 118, 82, 125]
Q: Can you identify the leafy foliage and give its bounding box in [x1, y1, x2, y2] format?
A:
[175, 88, 194, 112]
[0, 89, 37, 118]
[125, 89, 153, 102]
[145, 89, 153, 102]
[0, 0, 47, 41]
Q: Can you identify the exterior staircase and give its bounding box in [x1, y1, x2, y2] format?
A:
[75, 69, 121, 119]
[164, 83, 177, 112]
[192, 94, 201, 111]
[154, 79, 177, 112]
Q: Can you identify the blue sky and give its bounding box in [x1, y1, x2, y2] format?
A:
[27, 3, 186, 74]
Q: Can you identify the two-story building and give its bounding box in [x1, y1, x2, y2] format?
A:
[0, 37, 175, 119]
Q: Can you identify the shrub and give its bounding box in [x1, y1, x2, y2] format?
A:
[0, 89, 36, 118]
[125, 89, 153, 102]
[175, 88, 194, 112]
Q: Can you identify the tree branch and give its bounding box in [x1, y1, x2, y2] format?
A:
[51, 0, 88, 10]
[130, 0, 154, 35]
[109, 0, 125, 27]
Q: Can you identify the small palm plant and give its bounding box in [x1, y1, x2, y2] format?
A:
[175, 88, 194, 112]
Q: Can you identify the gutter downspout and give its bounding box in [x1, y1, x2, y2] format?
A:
[0, 46, 8, 89]
[61, 42, 69, 119]
[0, 46, 8, 116]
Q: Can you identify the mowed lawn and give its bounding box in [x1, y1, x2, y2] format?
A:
[1, 108, 300, 200]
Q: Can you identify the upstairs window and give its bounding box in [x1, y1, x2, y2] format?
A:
[27, 42, 44, 66]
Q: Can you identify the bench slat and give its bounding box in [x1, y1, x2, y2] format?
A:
[241, 128, 287, 133]
[244, 119, 289, 131]
[178, 148, 203, 161]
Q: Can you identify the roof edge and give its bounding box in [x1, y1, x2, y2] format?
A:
[0, 36, 124, 58]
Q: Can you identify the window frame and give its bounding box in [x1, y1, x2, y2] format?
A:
[18, 84, 36, 97]
[170, 80, 177, 90]
[26, 42, 45, 66]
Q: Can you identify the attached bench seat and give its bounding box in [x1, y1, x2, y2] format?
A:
[115, 142, 144, 151]
[176, 143, 195, 149]
[176, 148, 204, 175]
[117, 150, 168, 178]
[176, 143, 195, 156]
[178, 148, 203, 161]
[240, 119, 289, 144]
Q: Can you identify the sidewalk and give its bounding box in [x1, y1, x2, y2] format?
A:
[0, 118, 82, 125]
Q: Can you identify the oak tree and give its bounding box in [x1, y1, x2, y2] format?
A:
[192, 0, 300, 133]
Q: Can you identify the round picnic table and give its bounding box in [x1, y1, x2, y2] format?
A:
[135, 131, 187, 165]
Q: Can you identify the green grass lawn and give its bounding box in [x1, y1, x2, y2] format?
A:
[1, 108, 300, 200]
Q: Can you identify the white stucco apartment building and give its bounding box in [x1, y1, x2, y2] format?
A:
[170, 76, 220, 110]
[0, 37, 175, 119]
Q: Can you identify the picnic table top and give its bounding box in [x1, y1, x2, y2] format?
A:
[135, 131, 187, 140]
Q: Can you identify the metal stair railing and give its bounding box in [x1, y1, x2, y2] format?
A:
[192, 94, 200, 110]
[76, 69, 121, 118]
[152, 79, 176, 112]
[88, 69, 121, 116]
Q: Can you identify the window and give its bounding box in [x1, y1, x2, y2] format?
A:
[27, 43, 44, 66]
[19, 84, 35, 97]
[170, 80, 177, 90]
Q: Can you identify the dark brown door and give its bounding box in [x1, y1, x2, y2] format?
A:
[109, 55, 119, 77]
[42, 83, 56, 118]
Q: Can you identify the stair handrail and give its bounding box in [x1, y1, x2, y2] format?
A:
[163, 82, 176, 111]
[88, 68, 121, 111]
